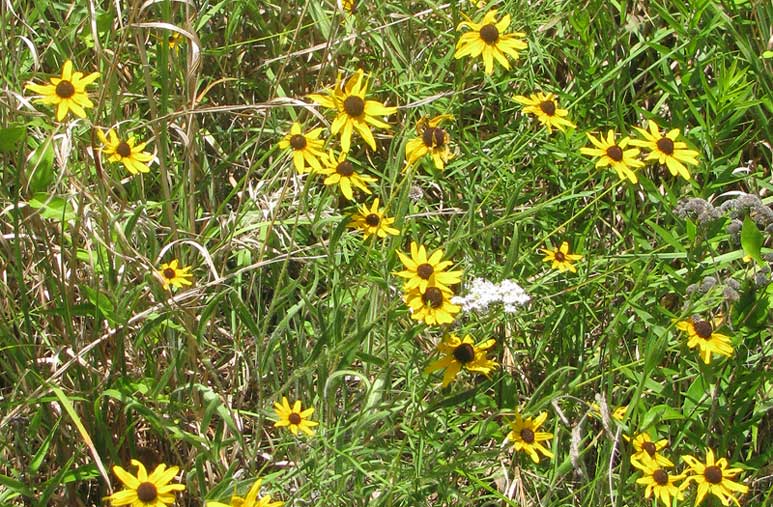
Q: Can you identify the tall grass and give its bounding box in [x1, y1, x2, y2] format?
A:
[1, 0, 771, 506]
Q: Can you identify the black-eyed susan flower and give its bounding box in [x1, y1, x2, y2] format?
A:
[273, 397, 318, 436]
[629, 120, 699, 181]
[395, 242, 463, 293]
[349, 198, 400, 239]
[425, 334, 497, 387]
[337, 0, 356, 13]
[589, 402, 628, 423]
[506, 411, 554, 463]
[97, 129, 154, 175]
[277, 122, 325, 174]
[317, 150, 376, 200]
[513, 92, 576, 133]
[106, 459, 185, 507]
[675, 316, 733, 364]
[207, 478, 283, 507]
[404, 286, 460, 326]
[580, 130, 644, 184]
[454, 10, 527, 75]
[631, 456, 684, 507]
[308, 69, 396, 153]
[158, 260, 193, 290]
[681, 448, 748, 506]
[541, 241, 582, 273]
[25, 60, 100, 122]
[167, 32, 183, 52]
[404, 114, 454, 170]
[627, 432, 674, 468]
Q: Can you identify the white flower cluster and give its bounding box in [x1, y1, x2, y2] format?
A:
[451, 278, 530, 314]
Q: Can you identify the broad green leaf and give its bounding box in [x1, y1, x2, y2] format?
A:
[27, 193, 77, 222]
[0, 126, 26, 153]
[27, 140, 55, 193]
[741, 216, 763, 265]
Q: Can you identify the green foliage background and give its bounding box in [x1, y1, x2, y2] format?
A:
[0, 0, 772, 505]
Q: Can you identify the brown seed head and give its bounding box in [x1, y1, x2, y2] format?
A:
[453, 343, 475, 364]
[55, 80, 75, 99]
[479, 24, 499, 44]
[343, 95, 365, 117]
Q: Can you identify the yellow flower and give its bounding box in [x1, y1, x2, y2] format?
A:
[541, 241, 582, 273]
[97, 129, 154, 175]
[277, 122, 325, 174]
[454, 10, 528, 75]
[404, 114, 454, 170]
[425, 334, 497, 387]
[167, 32, 183, 51]
[337, 0, 356, 13]
[681, 448, 749, 506]
[631, 456, 684, 507]
[627, 432, 674, 468]
[106, 459, 185, 507]
[158, 259, 193, 290]
[25, 59, 100, 121]
[579, 129, 644, 184]
[394, 241, 463, 293]
[349, 198, 400, 239]
[629, 120, 699, 181]
[308, 69, 396, 153]
[506, 411, 554, 463]
[404, 286, 460, 326]
[589, 402, 627, 422]
[317, 150, 377, 200]
[206, 478, 283, 507]
[513, 92, 576, 133]
[273, 397, 318, 436]
[675, 316, 733, 364]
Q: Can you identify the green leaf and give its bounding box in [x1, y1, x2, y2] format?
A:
[741, 216, 764, 265]
[28, 141, 55, 193]
[0, 126, 26, 153]
[763, 50, 773, 59]
[28, 193, 77, 222]
[80, 285, 118, 325]
[0, 473, 32, 497]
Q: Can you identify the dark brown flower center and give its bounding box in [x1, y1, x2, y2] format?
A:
[116, 141, 132, 158]
[365, 213, 380, 226]
[539, 100, 556, 116]
[652, 469, 669, 486]
[479, 24, 499, 44]
[137, 482, 158, 502]
[520, 428, 535, 443]
[416, 263, 434, 279]
[288, 412, 302, 425]
[343, 95, 365, 117]
[606, 145, 624, 162]
[554, 251, 565, 262]
[163, 268, 176, 279]
[422, 287, 444, 308]
[422, 127, 446, 148]
[642, 441, 657, 457]
[453, 343, 475, 364]
[336, 161, 354, 177]
[55, 80, 75, 99]
[693, 320, 713, 339]
[656, 137, 674, 155]
[704, 465, 723, 484]
[290, 134, 307, 150]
